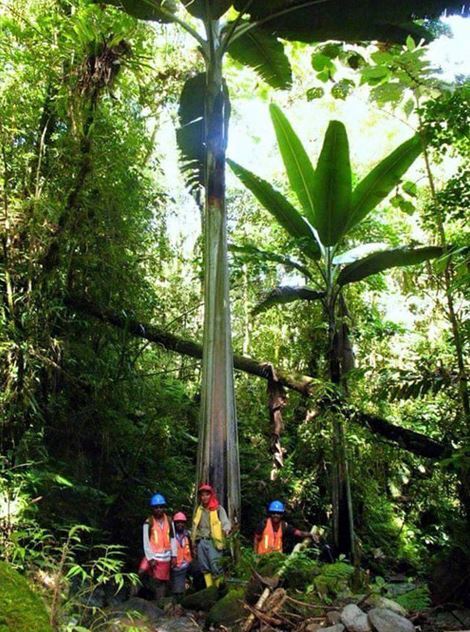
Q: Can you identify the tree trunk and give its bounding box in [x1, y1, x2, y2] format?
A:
[325, 255, 355, 559]
[197, 25, 240, 526]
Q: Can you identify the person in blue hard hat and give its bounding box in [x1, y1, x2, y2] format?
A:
[254, 500, 317, 554]
[138, 493, 173, 600]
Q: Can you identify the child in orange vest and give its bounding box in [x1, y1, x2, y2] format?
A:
[170, 511, 193, 597]
[138, 493, 172, 600]
[254, 500, 317, 554]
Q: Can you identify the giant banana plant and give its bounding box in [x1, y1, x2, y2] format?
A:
[96, 0, 465, 529]
[228, 104, 443, 555]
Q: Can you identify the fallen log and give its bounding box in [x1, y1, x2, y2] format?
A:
[65, 295, 316, 396]
[66, 295, 452, 462]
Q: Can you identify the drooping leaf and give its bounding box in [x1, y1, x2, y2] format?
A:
[347, 134, 422, 232]
[333, 243, 388, 265]
[226, 24, 292, 90]
[176, 73, 206, 190]
[102, 0, 177, 22]
[228, 159, 321, 260]
[313, 120, 352, 247]
[229, 243, 313, 279]
[337, 245, 443, 285]
[180, 0, 232, 18]
[270, 103, 316, 226]
[253, 285, 325, 315]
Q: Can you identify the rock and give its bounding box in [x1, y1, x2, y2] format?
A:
[434, 609, 470, 629]
[326, 610, 342, 625]
[305, 622, 323, 632]
[206, 588, 246, 629]
[368, 607, 415, 632]
[365, 595, 407, 617]
[321, 625, 345, 632]
[155, 616, 202, 632]
[340, 604, 371, 632]
[0, 561, 53, 632]
[106, 597, 164, 630]
[180, 586, 221, 611]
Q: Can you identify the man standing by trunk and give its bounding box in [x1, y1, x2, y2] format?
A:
[138, 493, 172, 600]
[191, 483, 231, 587]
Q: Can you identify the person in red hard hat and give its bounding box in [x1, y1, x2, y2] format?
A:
[191, 483, 231, 587]
[170, 511, 193, 598]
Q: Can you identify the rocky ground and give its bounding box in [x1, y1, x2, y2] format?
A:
[104, 586, 470, 632]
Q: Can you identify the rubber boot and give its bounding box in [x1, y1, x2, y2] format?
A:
[203, 573, 213, 587]
[214, 576, 223, 588]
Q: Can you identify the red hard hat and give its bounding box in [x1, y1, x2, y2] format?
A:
[198, 483, 213, 492]
[173, 512, 187, 522]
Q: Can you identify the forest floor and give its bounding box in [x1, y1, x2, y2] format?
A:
[104, 586, 470, 632]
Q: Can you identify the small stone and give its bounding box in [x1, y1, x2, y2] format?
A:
[368, 607, 415, 632]
[326, 611, 342, 625]
[341, 604, 371, 632]
[321, 625, 344, 632]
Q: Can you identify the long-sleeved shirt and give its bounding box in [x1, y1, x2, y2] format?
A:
[195, 505, 231, 539]
[143, 519, 172, 562]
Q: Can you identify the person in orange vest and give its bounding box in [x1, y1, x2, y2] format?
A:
[191, 483, 231, 588]
[138, 493, 172, 600]
[170, 512, 193, 598]
[254, 500, 317, 555]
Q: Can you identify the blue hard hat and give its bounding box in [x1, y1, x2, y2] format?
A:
[268, 500, 285, 513]
[150, 493, 167, 507]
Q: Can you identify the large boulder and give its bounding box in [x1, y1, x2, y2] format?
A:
[206, 588, 246, 629]
[154, 616, 202, 632]
[340, 604, 371, 632]
[180, 586, 221, 611]
[368, 607, 415, 632]
[106, 597, 164, 630]
[0, 561, 52, 632]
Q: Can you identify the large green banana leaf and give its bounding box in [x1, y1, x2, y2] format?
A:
[270, 104, 316, 226]
[226, 25, 292, 90]
[228, 159, 321, 261]
[232, 1, 467, 43]
[253, 285, 325, 315]
[347, 134, 422, 233]
[337, 245, 443, 285]
[313, 120, 351, 247]
[180, 0, 232, 18]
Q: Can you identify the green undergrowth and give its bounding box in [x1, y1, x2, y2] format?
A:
[395, 585, 431, 611]
[0, 561, 52, 632]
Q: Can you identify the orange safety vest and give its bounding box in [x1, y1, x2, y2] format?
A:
[256, 518, 283, 554]
[175, 534, 192, 567]
[149, 515, 171, 553]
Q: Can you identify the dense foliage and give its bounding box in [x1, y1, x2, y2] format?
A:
[1, 0, 469, 629]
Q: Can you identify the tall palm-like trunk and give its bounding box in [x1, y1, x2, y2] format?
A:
[325, 249, 355, 559]
[197, 21, 240, 526]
